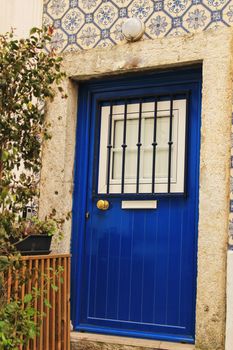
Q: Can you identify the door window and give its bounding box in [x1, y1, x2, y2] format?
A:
[98, 97, 187, 195]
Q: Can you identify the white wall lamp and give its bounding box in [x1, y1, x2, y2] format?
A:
[122, 17, 145, 42]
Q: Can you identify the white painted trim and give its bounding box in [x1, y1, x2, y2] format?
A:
[122, 200, 157, 209]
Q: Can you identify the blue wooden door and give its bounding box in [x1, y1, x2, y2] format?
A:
[71, 68, 201, 344]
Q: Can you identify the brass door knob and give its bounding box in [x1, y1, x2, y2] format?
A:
[96, 200, 109, 210]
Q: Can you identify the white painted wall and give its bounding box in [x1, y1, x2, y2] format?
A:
[225, 250, 233, 350]
[0, 0, 43, 37]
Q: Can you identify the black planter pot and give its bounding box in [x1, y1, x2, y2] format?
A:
[14, 235, 52, 255]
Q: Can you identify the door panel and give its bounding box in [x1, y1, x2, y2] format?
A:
[72, 69, 202, 343]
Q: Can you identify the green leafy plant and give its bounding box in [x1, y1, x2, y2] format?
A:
[0, 297, 38, 349]
[0, 264, 64, 350]
[0, 26, 66, 220]
[0, 26, 66, 349]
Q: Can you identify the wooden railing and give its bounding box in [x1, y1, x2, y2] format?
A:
[7, 254, 71, 350]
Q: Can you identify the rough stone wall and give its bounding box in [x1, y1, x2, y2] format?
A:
[39, 28, 233, 349]
[43, 0, 233, 52]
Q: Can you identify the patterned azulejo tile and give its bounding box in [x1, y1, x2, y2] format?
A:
[128, 0, 154, 20]
[94, 3, 118, 29]
[164, 0, 190, 16]
[147, 11, 172, 38]
[223, 2, 233, 23]
[183, 4, 211, 32]
[43, 0, 233, 51]
[62, 8, 85, 34]
[77, 22, 100, 48]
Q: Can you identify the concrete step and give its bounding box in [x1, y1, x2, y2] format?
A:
[71, 333, 195, 350]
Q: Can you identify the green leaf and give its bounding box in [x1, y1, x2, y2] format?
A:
[30, 27, 37, 35]
[24, 294, 33, 304]
[28, 327, 36, 339]
[44, 299, 52, 308]
[51, 284, 58, 291]
[1, 150, 9, 161]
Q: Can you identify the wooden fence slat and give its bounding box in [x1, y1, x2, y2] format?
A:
[57, 257, 62, 350]
[50, 257, 56, 350]
[7, 267, 12, 302]
[14, 266, 19, 301]
[63, 257, 67, 350]
[46, 257, 50, 350]
[43, 258, 47, 350]
[6, 254, 70, 350]
[26, 259, 33, 350]
[67, 257, 71, 350]
[61, 258, 65, 349]
[19, 263, 26, 350]
[33, 259, 39, 350]
[39, 258, 44, 350]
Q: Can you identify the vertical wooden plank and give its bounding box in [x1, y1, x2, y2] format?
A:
[45, 257, 50, 350]
[7, 267, 12, 302]
[61, 258, 65, 349]
[19, 262, 26, 350]
[50, 257, 56, 350]
[57, 257, 62, 350]
[26, 259, 33, 350]
[21, 262, 26, 303]
[67, 257, 71, 350]
[43, 258, 47, 350]
[63, 257, 67, 350]
[33, 259, 39, 350]
[14, 264, 19, 301]
[39, 258, 44, 350]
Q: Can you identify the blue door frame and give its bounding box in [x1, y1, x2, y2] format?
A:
[71, 67, 202, 344]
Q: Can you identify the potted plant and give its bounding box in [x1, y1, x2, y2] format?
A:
[12, 217, 57, 255]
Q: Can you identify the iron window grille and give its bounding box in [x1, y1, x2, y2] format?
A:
[93, 92, 190, 198]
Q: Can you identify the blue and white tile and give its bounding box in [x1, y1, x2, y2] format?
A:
[146, 11, 171, 38]
[97, 38, 114, 48]
[79, 0, 100, 12]
[222, 2, 233, 25]
[43, 0, 233, 53]
[94, 2, 118, 29]
[128, 0, 154, 21]
[43, 12, 54, 27]
[167, 26, 188, 37]
[205, 13, 227, 29]
[110, 18, 126, 44]
[77, 23, 100, 49]
[62, 8, 84, 34]
[204, 0, 229, 11]
[112, 0, 132, 6]
[183, 4, 211, 32]
[48, 0, 69, 19]
[48, 28, 68, 51]
[164, 0, 191, 16]
[63, 41, 81, 52]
